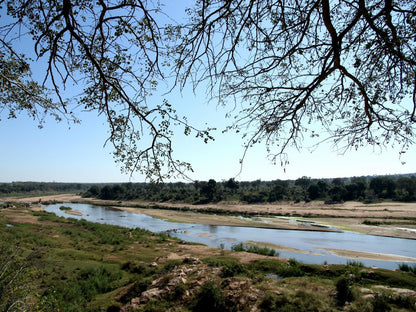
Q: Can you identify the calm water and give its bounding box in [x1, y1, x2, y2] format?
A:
[43, 203, 416, 269]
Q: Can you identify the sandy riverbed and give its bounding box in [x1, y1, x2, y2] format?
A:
[2, 193, 416, 262]
[3, 194, 416, 240]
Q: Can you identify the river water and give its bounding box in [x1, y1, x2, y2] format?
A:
[43, 203, 416, 270]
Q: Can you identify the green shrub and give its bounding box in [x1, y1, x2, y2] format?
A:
[249, 259, 306, 278]
[280, 259, 305, 277]
[192, 281, 226, 312]
[260, 290, 324, 312]
[121, 261, 153, 275]
[141, 299, 171, 312]
[161, 259, 183, 273]
[372, 293, 391, 312]
[391, 295, 416, 310]
[231, 242, 279, 257]
[77, 265, 122, 299]
[346, 260, 364, 267]
[398, 263, 416, 274]
[171, 283, 187, 301]
[119, 278, 152, 304]
[231, 242, 245, 252]
[363, 220, 381, 226]
[221, 262, 248, 277]
[259, 292, 283, 311]
[59, 205, 72, 211]
[336, 277, 354, 305]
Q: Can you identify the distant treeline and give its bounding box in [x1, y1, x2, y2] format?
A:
[0, 182, 91, 196]
[82, 174, 416, 204]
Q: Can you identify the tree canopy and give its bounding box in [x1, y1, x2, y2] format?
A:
[1, 0, 415, 181]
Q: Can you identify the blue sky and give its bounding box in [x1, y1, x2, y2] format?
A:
[1, 84, 415, 183]
[1, 2, 415, 183]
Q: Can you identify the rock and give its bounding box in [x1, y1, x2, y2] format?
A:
[140, 288, 164, 303]
[362, 294, 375, 300]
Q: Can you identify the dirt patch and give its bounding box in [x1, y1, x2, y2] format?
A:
[321, 248, 416, 262]
[117, 206, 337, 232]
[1, 208, 40, 224]
[198, 233, 215, 237]
[165, 243, 279, 265]
[65, 210, 83, 216]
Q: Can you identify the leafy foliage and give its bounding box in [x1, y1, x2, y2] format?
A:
[0, 0, 213, 181]
[1, 0, 415, 180]
[398, 263, 416, 274]
[191, 281, 227, 312]
[0, 182, 90, 196]
[231, 242, 279, 257]
[0, 243, 41, 312]
[336, 277, 354, 305]
[81, 174, 416, 203]
[177, 0, 416, 164]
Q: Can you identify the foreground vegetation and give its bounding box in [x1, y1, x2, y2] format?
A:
[1, 202, 416, 311]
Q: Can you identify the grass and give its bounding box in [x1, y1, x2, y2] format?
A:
[2, 203, 416, 312]
[59, 205, 73, 211]
[1, 207, 178, 311]
[231, 242, 279, 257]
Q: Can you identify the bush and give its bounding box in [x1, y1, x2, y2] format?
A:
[259, 292, 283, 311]
[171, 283, 187, 301]
[77, 265, 122, 299]
[398, 263, 416, 274]
[59, 205, 72, 211]
[231, 242, 279, 257]
[280, 259, 305, 277]
[192, 281, 226, 312]
[260, 290, 324, 312]
[119, 278, 152, 304]
[249, 259, 306, 278]
[221, 262, 248, 278]
[336, 277, 354, 305]
[363, 220, 382, 226]
[372, 293, 391, 312]
[141, 299, 171, 312]
[346, 260, 364, 268]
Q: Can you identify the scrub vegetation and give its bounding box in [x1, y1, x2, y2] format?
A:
[1, 202, 416, 312]
[0, 182, 91, 197]
[1, 174, 415, 204]
[81, 174, 416, 204]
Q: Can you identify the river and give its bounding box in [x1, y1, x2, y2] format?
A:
[43, 203, 416, 270]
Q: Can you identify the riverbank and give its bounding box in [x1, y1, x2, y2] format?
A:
[2, 204, 416, 311]
[3, 193, 416, 240]
[3, 195, 416, 264]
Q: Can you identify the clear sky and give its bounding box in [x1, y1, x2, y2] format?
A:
[1, 2, 415, 183]
[1, 83, 415, 183]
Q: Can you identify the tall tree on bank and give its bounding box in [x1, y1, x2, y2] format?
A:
[1, 0, 415, 180]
